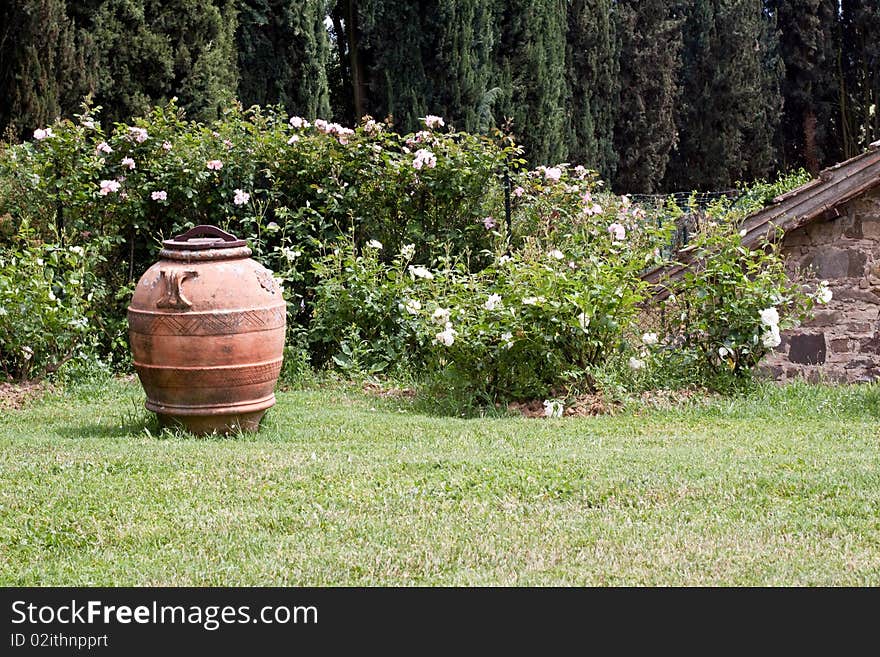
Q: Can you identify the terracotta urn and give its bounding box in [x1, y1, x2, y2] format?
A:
[128, 225, 286, 434]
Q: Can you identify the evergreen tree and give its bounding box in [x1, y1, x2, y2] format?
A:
[171, 0, 240, 120]
[329, 0, 495, 133]
[355, 0, 432, 129]
[611, 0, 682, 193]
[564, 0, 618, 180]
[767, 0, 841, 174]
[77, 0, 239, 126]
[431, 0, 496, 133]
[493, 0, 568, 165]
[841, 1, 880, 156]
[663, 0, 783, 191]
[328, 0, 365, 124]
[0, 0, 94, 140]
[236, 0, 331, 119]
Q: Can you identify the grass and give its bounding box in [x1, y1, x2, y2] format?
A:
[1, 376, 879, 586]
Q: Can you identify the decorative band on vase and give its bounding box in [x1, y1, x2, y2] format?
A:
[128, 305, 286, 336]
[146, 394, 276, 416]
[134, 359, 283, 388]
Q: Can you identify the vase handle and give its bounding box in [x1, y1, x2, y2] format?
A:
[173, 225, 241, 242]
[156, 268, 199, 310]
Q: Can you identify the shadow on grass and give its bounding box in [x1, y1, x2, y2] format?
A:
[55, 416, 160, 441]
[58, 412, 280, 442]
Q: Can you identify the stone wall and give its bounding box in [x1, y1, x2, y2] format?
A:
[761, 186, 880, 382]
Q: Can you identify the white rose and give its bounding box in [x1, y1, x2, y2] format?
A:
[484, 294, 503, 311]
[761, 325, 782, 348]
[759, 307, 780, 328]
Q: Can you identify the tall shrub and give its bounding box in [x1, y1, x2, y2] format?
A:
[663, 0, 783, 191]
[236, 0, 331, 118]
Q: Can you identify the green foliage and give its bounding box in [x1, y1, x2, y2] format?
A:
[0, 99, 824, 404]
[731, 167, 813, 214]
[0, 0, 95, 142]
[841, 1, 880, 158]
[236, 0, 331, 118]
[496, 0, 569, 166]
[67, 0, 240, 127]
[565, 0, 619, 180]
[768, 0, 842, 172]
[296, 160, 677, 404]
[2, 0, 880, 195]
[663, 0, 783, 191]
[0, 101, 512, 374]
[647, 198, 823, 391]
[308, 237, 421, 375]
[332, 0, 497, 134]
[612, 0, 682, 194]
[411, 244, 650, 403]
[0, 223, 108, 380]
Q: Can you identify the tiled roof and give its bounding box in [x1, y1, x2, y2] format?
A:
[643, 141, 880, 293]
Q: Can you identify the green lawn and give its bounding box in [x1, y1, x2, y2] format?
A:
[1, 376, 879, 586]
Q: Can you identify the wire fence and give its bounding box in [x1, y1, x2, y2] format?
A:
[629, 189, 743, 251]
[627, 190, 740, 208]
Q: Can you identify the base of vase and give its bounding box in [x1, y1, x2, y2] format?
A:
[155, 409, 267, 436]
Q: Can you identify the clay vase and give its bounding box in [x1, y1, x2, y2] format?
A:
[128, 225, 286, 435]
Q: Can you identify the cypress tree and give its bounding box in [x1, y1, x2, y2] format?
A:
[168, 0, 240, 120]
[0, 0, 94, 139]
[331, 0, 571, 163]
[767, 0, 841, 174]
[493, 0, 568, 165]
[329, 0, 495, 133]
[841, 1, 880, 156]
[663, 0, 783, 191]
[355, 0, 432, 130]
[611, 0, 683, 193]
[236, 0, 331, 119]
[328, 0, 366, 124]
[431, 0, 495, 133]
[81, 0, 239, 126]
[564, 0, 618, 180]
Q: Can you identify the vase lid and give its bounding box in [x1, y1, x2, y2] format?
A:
[162, 225, 248, 251]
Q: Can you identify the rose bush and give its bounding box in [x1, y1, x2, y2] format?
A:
[0, 221, 108, 380]
[0, 101, 820, 402]
[643, 194, 825, 391]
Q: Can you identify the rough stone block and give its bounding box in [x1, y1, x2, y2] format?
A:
[829, 338, 851, 353]
[840, 308, 880, 325]
[843, 216, 863, 239]
[805, 311, 841, 327]
[801, 247, 868, 280]
[832, 287, 880, 304]
[788, 333, 826, 365]
[806, 219, 840, 244]
[844, 358, 880, 376]
[858, 334, 880, 354]
[847, 322, 872, 333]
[849, 249, 867, 277]
[783, 231, 812, 248]
[861, 218, 880, 241]
[823, 369, 852, 384]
